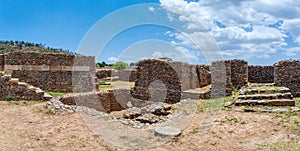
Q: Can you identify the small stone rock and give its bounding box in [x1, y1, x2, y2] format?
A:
[272, 108, 288, 113]
[126, 101, 133, 108]
[291, 107, 300, 112]
[155, 126, 181, 137]
[163, 104, 172, 111]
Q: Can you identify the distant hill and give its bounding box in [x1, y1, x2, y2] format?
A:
[0, 40, 76, 55]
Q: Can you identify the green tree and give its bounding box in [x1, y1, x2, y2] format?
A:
[112, 61, 128, 70]
[158, 57, 173, 61]
[97, 61, 108, 68]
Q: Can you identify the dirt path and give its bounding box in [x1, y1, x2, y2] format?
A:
[0, 101, 299, 151]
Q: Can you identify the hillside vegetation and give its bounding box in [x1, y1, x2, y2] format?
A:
[0, 40, 76, 54]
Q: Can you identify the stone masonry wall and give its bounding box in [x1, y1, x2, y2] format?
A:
[4, 52, 96, 92]
[248, 65, 274, 83]
[230, 59, 248, 89]
[0, 75, 44, 100]
[274, 60, 300, 97]
[96, 69, 112, 79]
[0, 54, 4, 71]
[196, 65, 211, 88]
[118, 69, 137, 82]
[210, 59, 248, 98]
[211, 60, 231, 98]
[132, 59, 182, 104]
[58, 89, 128, 113]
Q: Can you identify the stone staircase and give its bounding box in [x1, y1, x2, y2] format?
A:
[234, 83, 295, 106]
[0, 71, 52, 100]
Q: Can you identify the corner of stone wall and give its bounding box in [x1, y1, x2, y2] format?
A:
[274, 60, 300, 97]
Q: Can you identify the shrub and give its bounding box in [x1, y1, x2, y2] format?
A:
[112, 61, 128, 70]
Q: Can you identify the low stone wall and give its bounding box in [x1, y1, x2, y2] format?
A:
[248, 66, 274, 83]
[0, 54, 4, 71]
[96, 69, 112, 79]
[274, 60, 300, 97]
[196, 65, 211, 88]
[58, 89, 129, 113]
[118, 69, 137, 82]
[3, 52, 96, 92]
[0, 75, 44, 100]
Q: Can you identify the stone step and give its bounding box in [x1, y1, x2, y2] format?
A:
[237, 92, 293, 100]
[8, 78, 19, 84]
[3, 74, 11, 79]
[43, 93, 53, 100]
[239, 87, 290, 95]
[18, 82, 28, 87]
[248, 83, 275, 87]
[35, 88, 45, 95]
[28, 86, 37, 92]
[235, 99, 295, 106]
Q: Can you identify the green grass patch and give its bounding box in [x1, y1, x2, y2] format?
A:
[99, 85, 113, 90]
[9, 101, 20, 105]
[47, 92, 66, 97]
[259, 140, 300, 151]
[197, 97, 232, 113]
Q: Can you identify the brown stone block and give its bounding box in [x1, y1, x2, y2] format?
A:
[50, 66, 62, 71]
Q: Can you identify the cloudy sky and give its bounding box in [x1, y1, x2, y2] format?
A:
[0, 0, 299, 65]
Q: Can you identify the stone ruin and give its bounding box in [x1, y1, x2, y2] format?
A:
[0, 52, 299, 113]
[274, 60, 300, 97]
[0, 51, 97, 93]
[1, 52, 299, 130]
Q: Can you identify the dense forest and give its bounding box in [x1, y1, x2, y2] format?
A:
[0, 40, 76, 54]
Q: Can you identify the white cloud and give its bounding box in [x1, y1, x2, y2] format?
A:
[159, 0, 300, 60]
[152, 51, 163, 58]
[148, 6, 155, 12]
[283, 47, 300, 57]
[107, 57, 118, 62]
[296, 36, 300, 45]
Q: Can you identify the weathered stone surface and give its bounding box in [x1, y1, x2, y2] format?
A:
[0, 75, 45, 101]
[274, 60, 300, 97]
[0, 54, 4, 71]
[235, 84, 295, 106]
[163, 104, 172, 111]
[155, 126, 181, 137]
[9, 78, 19, 84]
[196, 65, 211, 88]
[132, 59, 182, 104]
[118, 69, 137, 82]
[123, 107, 142, 119]
[248, 65, 274, 83]
[96, 69, 112, 79]
[3, 51, 96, 93]
[58, 90, 126, 113]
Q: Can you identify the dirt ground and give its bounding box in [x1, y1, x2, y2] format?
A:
[0, 100, 299, 151]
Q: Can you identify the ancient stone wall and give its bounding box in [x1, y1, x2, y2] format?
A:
[0, 54, 4, 71]
[0, 75, 44, 100]
[210, 59, 248, 98]
[118, 69, 137, 82]
[3, 52, 96, 92]
[211, 60, 231, 98]
[132, 59, 182, 103]
[196, 65, 211, 88]
[230, 59, 248, 89]
[248, 65, 274, 83]
[58, 89, 128, 113]
[96, 69, 112, 79]
[274, 60, 300, 97]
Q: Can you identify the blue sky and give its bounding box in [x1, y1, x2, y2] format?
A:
[0, 0, 299, 65]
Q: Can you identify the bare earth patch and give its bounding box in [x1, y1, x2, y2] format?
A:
[0, 100, 299, 151]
